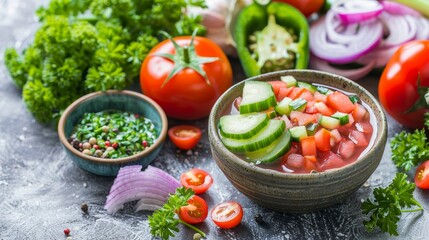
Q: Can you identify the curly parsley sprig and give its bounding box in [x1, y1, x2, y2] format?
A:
[390, 113, 429, 171]
[361, 173, 423, 236]
[148, 187, 206, 240]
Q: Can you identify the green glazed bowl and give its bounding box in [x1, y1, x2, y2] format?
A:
[58, 90, 168, 177]
[208, 70, 387, 213]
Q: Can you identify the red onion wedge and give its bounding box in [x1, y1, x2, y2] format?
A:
[332, 0, 384, 24]
[378, 12, 417, 48]
[310, 14, 383, 64]
[309, 56, 375, 80]
[381, 1, 421, 16]
[416, 17, 429, 40]
[104, 165, 180, 214]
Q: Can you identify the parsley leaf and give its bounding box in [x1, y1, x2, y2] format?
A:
[391, 129, 429, 172]
[361, 173, 423, 236]
[148, 187, 205, 240]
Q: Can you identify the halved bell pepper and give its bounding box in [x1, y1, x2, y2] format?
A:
[234, 2, 309, 77]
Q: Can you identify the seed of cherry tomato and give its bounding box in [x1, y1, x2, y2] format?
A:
[180, 168, 213, 194]
[415, 160, 429, 189]
[179, 195, 208, 224]
[168, 125, 202, 150]
[211, 201, 243, 229]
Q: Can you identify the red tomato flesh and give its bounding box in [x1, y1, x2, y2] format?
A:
[180, 168, 213, 194]
[179, 195, 208, 224]
[415, 160, 429, 189]
[211, 201, 243, 229]
[168, 125, 202, 150]
[327, 91, 356, 113]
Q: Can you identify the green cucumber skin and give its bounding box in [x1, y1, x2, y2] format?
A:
[219, 113, 269, 139]
[320, 116, 340, 129]
[239, 81, 277, 114]
[289, 125, 307, 142]
[220, 120, 285, 152]
[297, 81, 317, 93]
[245, 130, 292, 163]
[331, 112, 349, 125]
[275, 97, 292, 116]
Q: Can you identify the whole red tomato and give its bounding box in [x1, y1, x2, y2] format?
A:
[140, 33, 233, 120]
[378, 40, 429, 129]
[273, 0, 324, 17]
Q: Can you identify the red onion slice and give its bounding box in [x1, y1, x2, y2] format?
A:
[381, 1, 421, 16]
[309, 56, 375, 81]
[356, 45, 400, 68]
[332, 0, 384, 24]
[310, 15, 383, 64]
[378, 12, 417, 48]
[104, 165, 180, 214]
[416, 17, 429, 40]
[135, 197, 167, 212]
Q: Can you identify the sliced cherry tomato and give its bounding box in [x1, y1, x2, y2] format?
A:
[415, 160, 429, 189]
[168, 125, 202, 150]
[180, 168, 213, 194]
[273, 0, 325, 17]
[211, 201, 243, 229]
[179, 195, 208, 224]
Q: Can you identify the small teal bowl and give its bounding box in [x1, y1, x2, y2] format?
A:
[58, 90, 168, 176]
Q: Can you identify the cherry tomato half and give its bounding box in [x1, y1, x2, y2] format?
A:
[168, 125, 202, 150]
[179, 195, 208, 224]
[273, 0, 325, 17]
[415, 160, 429, 189]
[180, 168, 213, 194]
[211, 201, 243, 229]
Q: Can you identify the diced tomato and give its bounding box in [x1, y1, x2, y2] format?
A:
[355, 122, 373, 134]
[338, 140, 355, 159]
[337, 125, 351, 136]
[320, 152, 345, 170]
[277, 87, 294, 102]
[268, 81, 288, 96]
[300, 136, 317, 157]
[286, 153, 304, 168]
[314, 102, 335, 116]
[288, 87, 306, 99]
[352, 103, 368, 122]
[305, 155, 317, 162]
[305, 101, 318, 114]
[303, 158, 318, 172]
[299, 90, 314, 102]
[327, 91, 356, 113]
[290, 111, 316, 126]
[280, 115, 294, 129]
[345, 113, 355, 127]
[314, 128, 331, 152]
[349, 130, 368, 147]
[314, 91, 327, 103]
[330, 129, 342, 145]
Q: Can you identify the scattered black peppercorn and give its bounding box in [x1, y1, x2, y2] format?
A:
[254, 213, 264, 224]
[71, 139, 80, 150]
[80, 202, 88, 214]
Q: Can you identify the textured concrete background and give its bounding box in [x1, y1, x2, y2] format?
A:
[0, 1, 428, 239]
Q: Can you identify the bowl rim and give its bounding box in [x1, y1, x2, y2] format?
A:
[209, 69, 387, 179]
[58, 90, 168, 165]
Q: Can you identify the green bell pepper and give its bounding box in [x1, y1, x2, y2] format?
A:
[234, 2, 309, 77]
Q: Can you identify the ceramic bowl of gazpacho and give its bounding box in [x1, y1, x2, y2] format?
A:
[208, 69, 387, 213]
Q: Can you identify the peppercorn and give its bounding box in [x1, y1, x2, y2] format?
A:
[71, 139, 80, 150]
[81, 202, 88, 214]
[82, 149, 91, 155]
[142, 140, 148, 148]
[95, 150, 103, 157]
[82, 142, 91, 149]
[254, 213, 265, 224]
[193, 233, 202, 240]
[64, 228, 70, 235]
[89, 137, 97, 145]
[102, 125, 110, 133]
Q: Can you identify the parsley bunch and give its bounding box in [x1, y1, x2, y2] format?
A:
[361, 173, 423, 236]
[4, 0, 206, 124]
[390, 113, 429, 171]
[148, 187, 206, 240]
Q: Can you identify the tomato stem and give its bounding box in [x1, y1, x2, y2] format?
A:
[179, 219, 206, 238]
[183, 45, 190, 64]
[404, 75, 429, 113]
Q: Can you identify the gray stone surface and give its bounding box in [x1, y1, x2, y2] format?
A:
[0, 1, 428, 239]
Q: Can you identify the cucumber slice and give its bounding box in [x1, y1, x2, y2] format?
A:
[289, 98, 307, 112]
[220, 119, 285, 152]
[274, 97, 293, 116]
[317, 86, 333, 95]
[280, 75, 297, 87]
[320, 115, 341, 129]
[349, 95, 360, 104]
[245, 130, 292, 163]
[331, 112, 349, 125]
[306, 122, 319, 136]
[264, 108, 277, 119]
[297, 81, 317, 93]
[219, 113, 269, 139]
[289, 125, 307, 142]
[239, 81, 277, 114]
